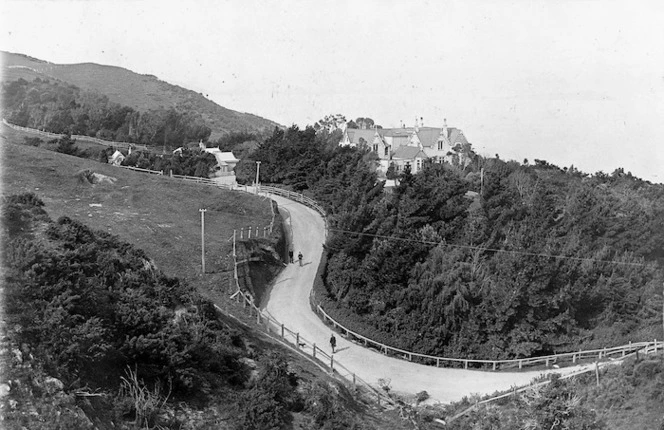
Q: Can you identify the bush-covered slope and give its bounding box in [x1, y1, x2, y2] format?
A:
[248, 125, 664, 360]
[443, 356, 664, 430]
[1, 194, 410, 429]
[2, 51, 281, 139]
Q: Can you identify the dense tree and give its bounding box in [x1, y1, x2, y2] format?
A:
[2, 78, 211, 147]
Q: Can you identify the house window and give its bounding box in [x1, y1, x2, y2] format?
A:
[416, 159, 422, 170]
[373, 144, 378, 152]
[438, 141, 442, 150]
[384, 147, 389, 157]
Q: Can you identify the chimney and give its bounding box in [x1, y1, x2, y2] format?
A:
[421, 117, 424, 127]
[443, 118, 448, 137]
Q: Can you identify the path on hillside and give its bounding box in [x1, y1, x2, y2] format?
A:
[262, 194, 587, 404]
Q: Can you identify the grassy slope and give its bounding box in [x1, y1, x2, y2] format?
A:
[1, 51, 281, 139]
[1, 125, 271, 291]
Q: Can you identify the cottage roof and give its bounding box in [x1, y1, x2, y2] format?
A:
[203, 147, 239, 165]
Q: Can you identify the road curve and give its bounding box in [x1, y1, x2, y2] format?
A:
[263, 194, 582, 404]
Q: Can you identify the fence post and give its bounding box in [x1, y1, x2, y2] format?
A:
[313, 344, 316, 359]
[281, 323, 284, 338]
[240, 228, 244, 239]
[265, 314, 269, 332]
[330, 354, 334, 373]
[436, 358, 440, 368]
[248, 227, 252, 239]
[464, 360, 468, 370]
[519, 360, 523, 369]
[296, 333, 300, 347]
[256, 310, 260, 325]
[492, 362, 497, 371]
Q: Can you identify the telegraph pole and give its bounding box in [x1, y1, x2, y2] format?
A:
[199, 209, 207, 273]
[255, 161, 261, 195]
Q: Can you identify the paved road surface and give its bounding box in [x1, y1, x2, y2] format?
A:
[262, 193, 583, 404]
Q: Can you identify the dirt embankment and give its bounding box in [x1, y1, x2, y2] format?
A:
[236, 201, 289, 306]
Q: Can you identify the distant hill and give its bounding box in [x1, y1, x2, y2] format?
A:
[1, 51, 281, 140]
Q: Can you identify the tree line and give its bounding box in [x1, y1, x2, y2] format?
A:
[246, 123, 664, 360]
[2, 77, 211, 147]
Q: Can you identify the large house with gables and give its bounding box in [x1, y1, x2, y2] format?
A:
[339, 119, 472, 175]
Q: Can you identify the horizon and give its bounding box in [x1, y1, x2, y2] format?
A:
[1, 0, 662, 183]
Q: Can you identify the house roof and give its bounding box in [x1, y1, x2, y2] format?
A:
[392, 146, 428, 160]
[344, 124, 469, 149]
[345, 129, 376, 145]
[203, 147, 239, 164]
[449, 128, 468, 146]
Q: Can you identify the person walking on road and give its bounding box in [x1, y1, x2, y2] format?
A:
[288, 249, 294, 264]
[298, 251, 303, 267]
[330, 334, 336, 353]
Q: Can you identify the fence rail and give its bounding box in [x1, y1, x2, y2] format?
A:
[315, 300, 662, 371]
[3, 118, 157, 151]
[3, 118, 65, 139]
[227, 286, 394, 406]
[446, 342, 662, 424]
[71, 134, 150, 152]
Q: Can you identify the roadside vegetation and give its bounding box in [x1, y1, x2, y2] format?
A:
[441, 356, 664, 429]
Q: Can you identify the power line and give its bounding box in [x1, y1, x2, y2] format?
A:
[327, 228, 648, 267]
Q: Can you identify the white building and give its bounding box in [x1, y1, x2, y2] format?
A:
[339, 118, 473, 174]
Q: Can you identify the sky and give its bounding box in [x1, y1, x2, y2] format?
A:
[2, 0, 663, 182]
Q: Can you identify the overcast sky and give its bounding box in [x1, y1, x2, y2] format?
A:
[2, 0, 663, 182]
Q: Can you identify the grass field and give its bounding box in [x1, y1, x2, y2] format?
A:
[1, 128, 274, 295]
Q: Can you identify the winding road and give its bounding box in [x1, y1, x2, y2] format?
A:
[262, 193, 586, 404]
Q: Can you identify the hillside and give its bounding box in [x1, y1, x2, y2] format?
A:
[0, 133, 417, 429]
[1, 51, 281, 139]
